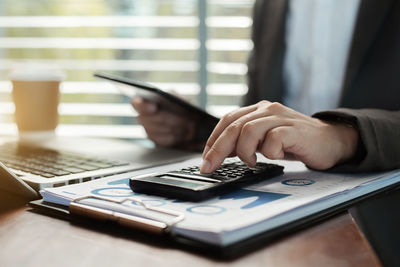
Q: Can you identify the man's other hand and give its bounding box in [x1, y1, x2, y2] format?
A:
[131, 96, 196, 147]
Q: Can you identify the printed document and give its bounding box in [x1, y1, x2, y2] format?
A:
[40, 156, 400, 246]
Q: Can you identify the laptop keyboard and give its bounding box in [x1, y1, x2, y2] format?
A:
[0, 143, 129, 178]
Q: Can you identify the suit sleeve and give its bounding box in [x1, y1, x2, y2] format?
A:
[312, 108, 400, 172]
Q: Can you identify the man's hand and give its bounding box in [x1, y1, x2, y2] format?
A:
[200, 101, 359, 173]
[131, 96, 196, 147]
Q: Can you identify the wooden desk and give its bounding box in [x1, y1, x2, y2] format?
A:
[0, 136, 383, 266]
[0, 191, 381, 267]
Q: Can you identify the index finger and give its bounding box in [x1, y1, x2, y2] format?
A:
[201, 127, 239, 173]
[202, 104, 258, 157]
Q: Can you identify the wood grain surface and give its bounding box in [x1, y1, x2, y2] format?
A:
[0, 191, 381, 267]
[0, 137, 383, 267]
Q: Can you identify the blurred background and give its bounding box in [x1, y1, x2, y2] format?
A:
[0, 0, 254, 139]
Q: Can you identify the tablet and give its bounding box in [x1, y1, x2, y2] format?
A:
[94, 72, 220, 126]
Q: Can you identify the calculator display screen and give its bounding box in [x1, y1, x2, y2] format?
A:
[145, 175, 210, 190]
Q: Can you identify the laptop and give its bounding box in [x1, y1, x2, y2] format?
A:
[0, 137, 198, 198]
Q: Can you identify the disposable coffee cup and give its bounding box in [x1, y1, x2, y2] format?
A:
[9, 63, 65, 140]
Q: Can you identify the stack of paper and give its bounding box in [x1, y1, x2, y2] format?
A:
[40, 157, 400, 246]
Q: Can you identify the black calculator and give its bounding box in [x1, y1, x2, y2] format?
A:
[129, 160, 284, 201]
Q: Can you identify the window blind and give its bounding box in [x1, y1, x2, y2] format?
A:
[0, 0, 254, 139]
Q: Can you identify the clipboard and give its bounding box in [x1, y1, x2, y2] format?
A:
[29, 180, 400, 259]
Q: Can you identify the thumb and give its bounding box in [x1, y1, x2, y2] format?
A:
[131, 97, 158, 114]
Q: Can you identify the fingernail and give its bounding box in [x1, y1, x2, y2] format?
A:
[200, 160, 211, 173]
[146, 103, 157, 113]
[202, 145, 210, 158]
[246, 154, 257, 167]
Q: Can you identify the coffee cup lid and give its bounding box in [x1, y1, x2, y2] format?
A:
[9, 62, 66, 81]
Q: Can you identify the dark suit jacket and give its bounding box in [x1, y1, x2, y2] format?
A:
[246, 0, 400, 171]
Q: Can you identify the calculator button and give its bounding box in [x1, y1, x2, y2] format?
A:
[175, 161, 284, 184]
